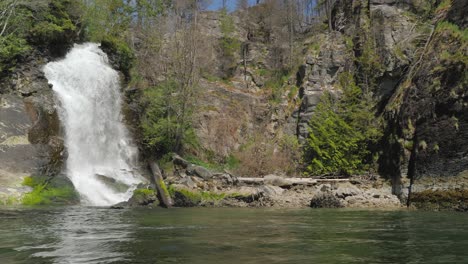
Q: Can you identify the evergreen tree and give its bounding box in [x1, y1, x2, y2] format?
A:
[305, 72, 382, 176]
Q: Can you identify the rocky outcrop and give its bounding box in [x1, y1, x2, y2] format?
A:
[380, 0, 467, 187]
[156, 156, 402, 208]
[289, 32, 351, 141]
[0, 52, 65, 192]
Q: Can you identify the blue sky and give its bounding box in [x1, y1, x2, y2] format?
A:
[207, 0, 258, 12]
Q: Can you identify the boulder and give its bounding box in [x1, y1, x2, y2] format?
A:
[317, 184, 332, 192]
[310, 193, 344, 208]
[264, 175, 291, 187]
[187, 164, 213, 180]
[335, 186, 362, 198]
[258, 185, 284, 197]
[172, 154, 190, 169]
[228, 186, 263, 203]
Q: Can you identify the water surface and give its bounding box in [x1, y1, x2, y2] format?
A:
[1, 207, 467, 263]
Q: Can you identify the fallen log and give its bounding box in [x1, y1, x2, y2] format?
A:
[237, 177, 349, 186]
[149, 161, 173, 208]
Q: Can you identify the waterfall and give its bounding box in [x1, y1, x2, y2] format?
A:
[44, 43, 142, 206]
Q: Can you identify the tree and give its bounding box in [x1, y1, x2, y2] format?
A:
[237, 0, 249, 10]
[219, 9, 240, 78]
[317, 0, 337, 32]
[305, 72, 382, 176]
[1, 0, 81, 74]
[140, 0, 209, 154]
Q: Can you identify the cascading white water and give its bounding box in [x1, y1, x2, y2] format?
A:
[44, 43, 142, 206]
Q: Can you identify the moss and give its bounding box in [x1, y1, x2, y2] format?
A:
[436, 21, 468, 42]
[168, 185, 228, 207]
[418, 140, 428, 150]
[412, 189, 468, 211]
[101, 36, 135, 77]
[0, 196, 21, 206]
[435, 0, 452, 14]
[403, 140, 414, 151]
[133, 188, 155, 197]
[308, 42, 321, 56]
[22, 185, 78, 206]
[157, 179, 170, 200]
[21, 176, 79, 206]
[344, 36, 354, 52]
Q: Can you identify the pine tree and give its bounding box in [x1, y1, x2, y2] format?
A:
[305, 72, 382, 176]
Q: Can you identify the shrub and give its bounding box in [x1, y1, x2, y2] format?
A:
[101, 36, 135, 77]
[141, 80, 198, 155]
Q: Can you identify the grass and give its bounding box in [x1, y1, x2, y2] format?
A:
[185, 154, 240, 172]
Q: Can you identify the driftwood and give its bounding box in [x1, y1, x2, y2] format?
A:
[237, 177, 349, 186]
[149, 161, 173, 208]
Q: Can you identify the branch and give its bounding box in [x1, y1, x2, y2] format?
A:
[0, 0, 18, 38]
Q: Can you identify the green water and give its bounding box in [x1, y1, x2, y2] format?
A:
[0, 207, 467, 263]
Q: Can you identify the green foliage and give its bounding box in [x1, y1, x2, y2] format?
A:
[132, 188, 157, 203]
[141, 80, 198, 155]
[305, 73, 382, 176]
[0, 0, 80, 74]
[81, 0, 132, 42]
[184, 152, 240, 171]
[219, 10, 241, 78]
[434, 21, 468, 66]
[168, 185, 227, 206]
[22, 176, 47, 188]
[133, 188, 155, 197]
[266, 69, 290, 104]
[29, 0, 77, 44]
[186, 155, 223, 171]
[22, 176, 78, 206]
[356, 38, 383, 88]
[436, 21, 468, 42]
[435, 0, 452, 13]
[101, 36, 135, 77]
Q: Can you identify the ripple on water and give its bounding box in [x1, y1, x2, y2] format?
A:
[1, 207, 468, 264]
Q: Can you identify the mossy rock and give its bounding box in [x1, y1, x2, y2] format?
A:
[168, 185, 227, 207]
[411, 189, 468, 211]
[128, 188, 158, 207]
[22, 175, 79, 206]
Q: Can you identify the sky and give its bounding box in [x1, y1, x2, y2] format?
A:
[207, 0, 259, 12]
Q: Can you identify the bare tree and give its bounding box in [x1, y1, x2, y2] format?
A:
[318, 0, 337, 32]
[0, 0, 18, 37]
[237, 0, 249, 10]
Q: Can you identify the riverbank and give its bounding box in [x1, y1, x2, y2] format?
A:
[114, 155, 467, 211]
[2, 155, 467, 211]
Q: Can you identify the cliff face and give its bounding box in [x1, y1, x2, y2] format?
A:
[0, 49, 67, 194]
[181, 1, 466, 180]
[0, 0, 465, 190]
[387, 0, 467, 179]
[301, 0, 467, 182]
[0, 0, 81, 192]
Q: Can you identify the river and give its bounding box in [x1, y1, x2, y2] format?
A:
[1, 207, 467, 263]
